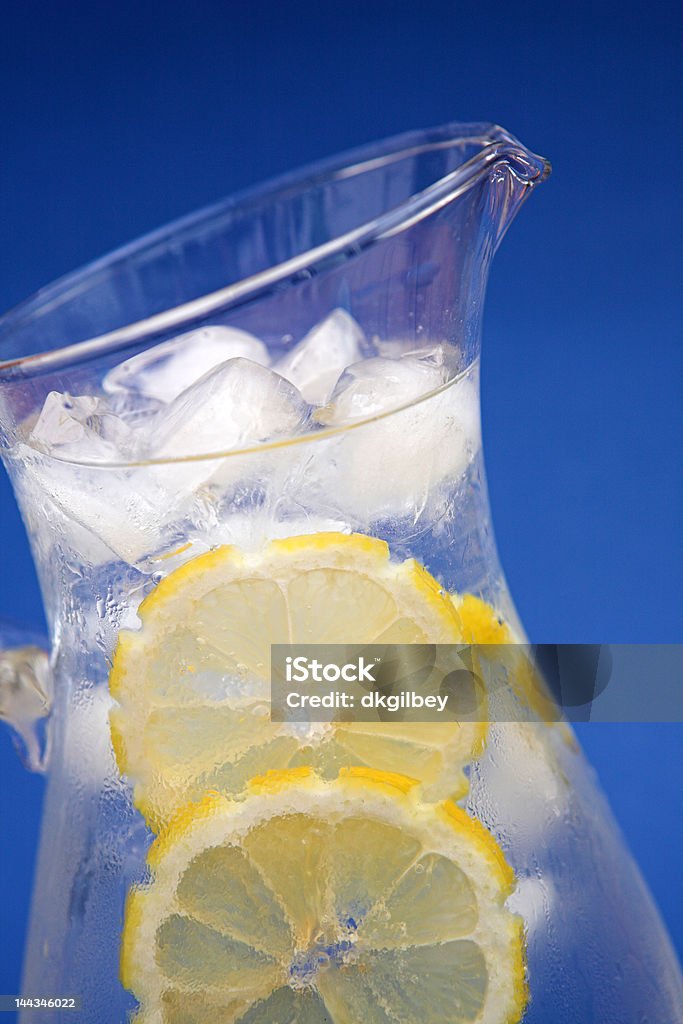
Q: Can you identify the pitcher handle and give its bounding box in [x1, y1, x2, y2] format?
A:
[0, 619, 51, 772]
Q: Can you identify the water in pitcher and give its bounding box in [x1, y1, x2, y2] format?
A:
[10, 319, 517, 1023]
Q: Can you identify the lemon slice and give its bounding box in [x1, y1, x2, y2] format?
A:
[454, 595, 514, 647]
[452, 593, 563, 728]
[110, 532, 485, 830]
[121, 767, 527, 1024]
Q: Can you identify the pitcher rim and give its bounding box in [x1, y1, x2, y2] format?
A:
[0, 121, 549, 381]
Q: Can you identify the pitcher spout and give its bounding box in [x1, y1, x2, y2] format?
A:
[479, 125, 551, 248]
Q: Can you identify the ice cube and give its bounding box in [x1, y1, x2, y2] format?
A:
[147, 357, 309, 459]
[274, 309, 365, 405]
[136, 357, 310, 509]
[19, 388, 183, 565]
[103, 325, 270, 404]
[29, 391, 138, 462]
[30, 392, 98, 447]
[316, 353, 448, 426]
[374, 339, 464, 370]
[299, 355, 480, 525]
[18, 449, 176, 566]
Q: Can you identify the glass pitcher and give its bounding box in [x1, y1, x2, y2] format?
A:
[0, 122, 681, 1024]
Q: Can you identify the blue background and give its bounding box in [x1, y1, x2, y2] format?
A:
[1, 0, 681, 1004]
